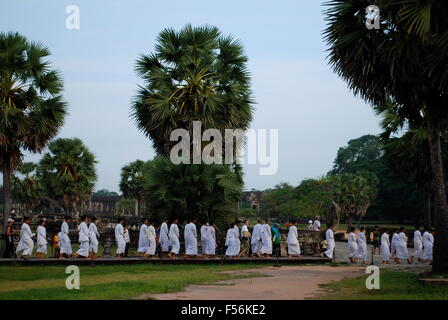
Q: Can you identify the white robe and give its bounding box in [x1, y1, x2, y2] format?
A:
[413, 230, 423, 259]
[36, 225, 47, 254]
[396, 232, 409, 260]
[251, 223, 263, 254]
[233, 225, 241, 254]
[357, 232, 367, 262]
[423, 232, 434, 261]
[287, 225, 301, 255]
[115, 223, 126, 255]
[260, 224, 272, 255]
[381, 233, 390, 261]
[312, 220, 321, 231]
[324, 229, 335, 259]
[60, 221, 72, 255]
[169, 223, 180, 254]
[205, 226, 216, 255]
[391, 233, 399, 253]
[200, 225, 209, 255]
[348, 232, 358, 258]
[16, 223, 34, 256]
[89, 223, 100, 253]
[184, 223, 198, 255]
[77, 221, 90, 257]
[138, 224, 149, 253]
[160, 222, 170, 252]
[146, 225, 157, 255]
[225, 228, 240, 256]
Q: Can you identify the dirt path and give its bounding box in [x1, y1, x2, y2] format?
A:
[144, 266, 364, 300]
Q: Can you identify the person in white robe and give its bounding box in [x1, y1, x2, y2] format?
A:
[16, 217, 34, 258]
[145, 221, 157, 257]
[123, 226, 130, 257]
[137, 219, 149, 255]
[168, 219, 180, 258]
[88, 216, 100, 259]
[36, 219, 48, 258]
[323, 225, 335, 259]
[260, 218, 273, 256]
[251, 218, 263, 257]
[357, 227, 368, 264]
[422, 228, 434, 263]
[240, 220, 251, 257]
[391, 229, 399, 258]
[287, 220, 301, 257]
[225, 222, 240, 258]
[59, 216, 73, 258]
[395, 227, 411, 264]
[312, 217, 321, 232]
[233, 221, 241, 256]
[160, 218, 170, 254]
[306, 220, 313, 230]
[205, 224, 216, 257]
[347, 227, 358, 263]
[200, 221, 210, 257]
[413, 226, 423, 262]
[184, 219, 198, 257]
[381, 230, 391, 263]
[76, 216, 90, 258]
[115, 217, 126, 258]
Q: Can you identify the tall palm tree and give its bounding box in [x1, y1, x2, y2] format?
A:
[324, 0, 448, 272]
[131, 24, 254, 158]
[39, 138, 97, 216]
[119, 160, 147, 216]
[0, 32, 67, 230]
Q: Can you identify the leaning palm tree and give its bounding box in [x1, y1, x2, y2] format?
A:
[39, 138, 97, 216]
[324, 0, 448, 272]
[131, 24, 254, 158]
[0, 32, 67, 229]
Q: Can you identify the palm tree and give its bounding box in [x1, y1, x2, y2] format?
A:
[12, 162, 44, 213]
[39, 138, 97, 216]
[119, 160, 147, 216]
[0, 32, 67, 230]
[324, 0, 448, 272]
[143, 157, 242, 230]
[131, 24, 254, 158]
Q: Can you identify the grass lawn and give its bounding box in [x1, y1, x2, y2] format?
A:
[0, 264, 265, 300]
[315, 269, 448, 300]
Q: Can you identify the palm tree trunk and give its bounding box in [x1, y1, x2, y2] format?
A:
[2, 161, 12, 233]
[424, 193, 432, 227]
[428, 121, 448, 273]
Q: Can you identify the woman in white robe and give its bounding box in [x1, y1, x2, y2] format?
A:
[89, 217, 100, 258]
[287, 221, 301, 257]
[422, 228, 434, 262]
[233, 223, 241, 256]
[413, 227, 423, 262]
[145, 222, 157, 257]
[395, 227, 411, 264]
[250, 219, 263, 257]
[200, 222, 209, 256]
[59, 217, 73, 258]
[184, 220, 198, 257]
[381, 231, 391, 263]
[225, 223, 240, 258]
[168, 219, 180, 258]
[391, 230, 399, 257]
[357, 227, 368, 264]
[323, 225, 335, 259]
[260, 219, 273, 256]
[115, 218, 126, 257]
[36, 219, 47, 258]
[160, 219, 170, 253]
[137, 220, 149, 255]
[347, 227, 358, 263]
[76, 216, 90, 258]
[205, 225, 216, 257]
[16, 217, 34, 258]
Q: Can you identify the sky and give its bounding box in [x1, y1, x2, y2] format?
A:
[0, 0, 381, 193]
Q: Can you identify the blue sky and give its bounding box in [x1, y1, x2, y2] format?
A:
[1, 0, 381, 192]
